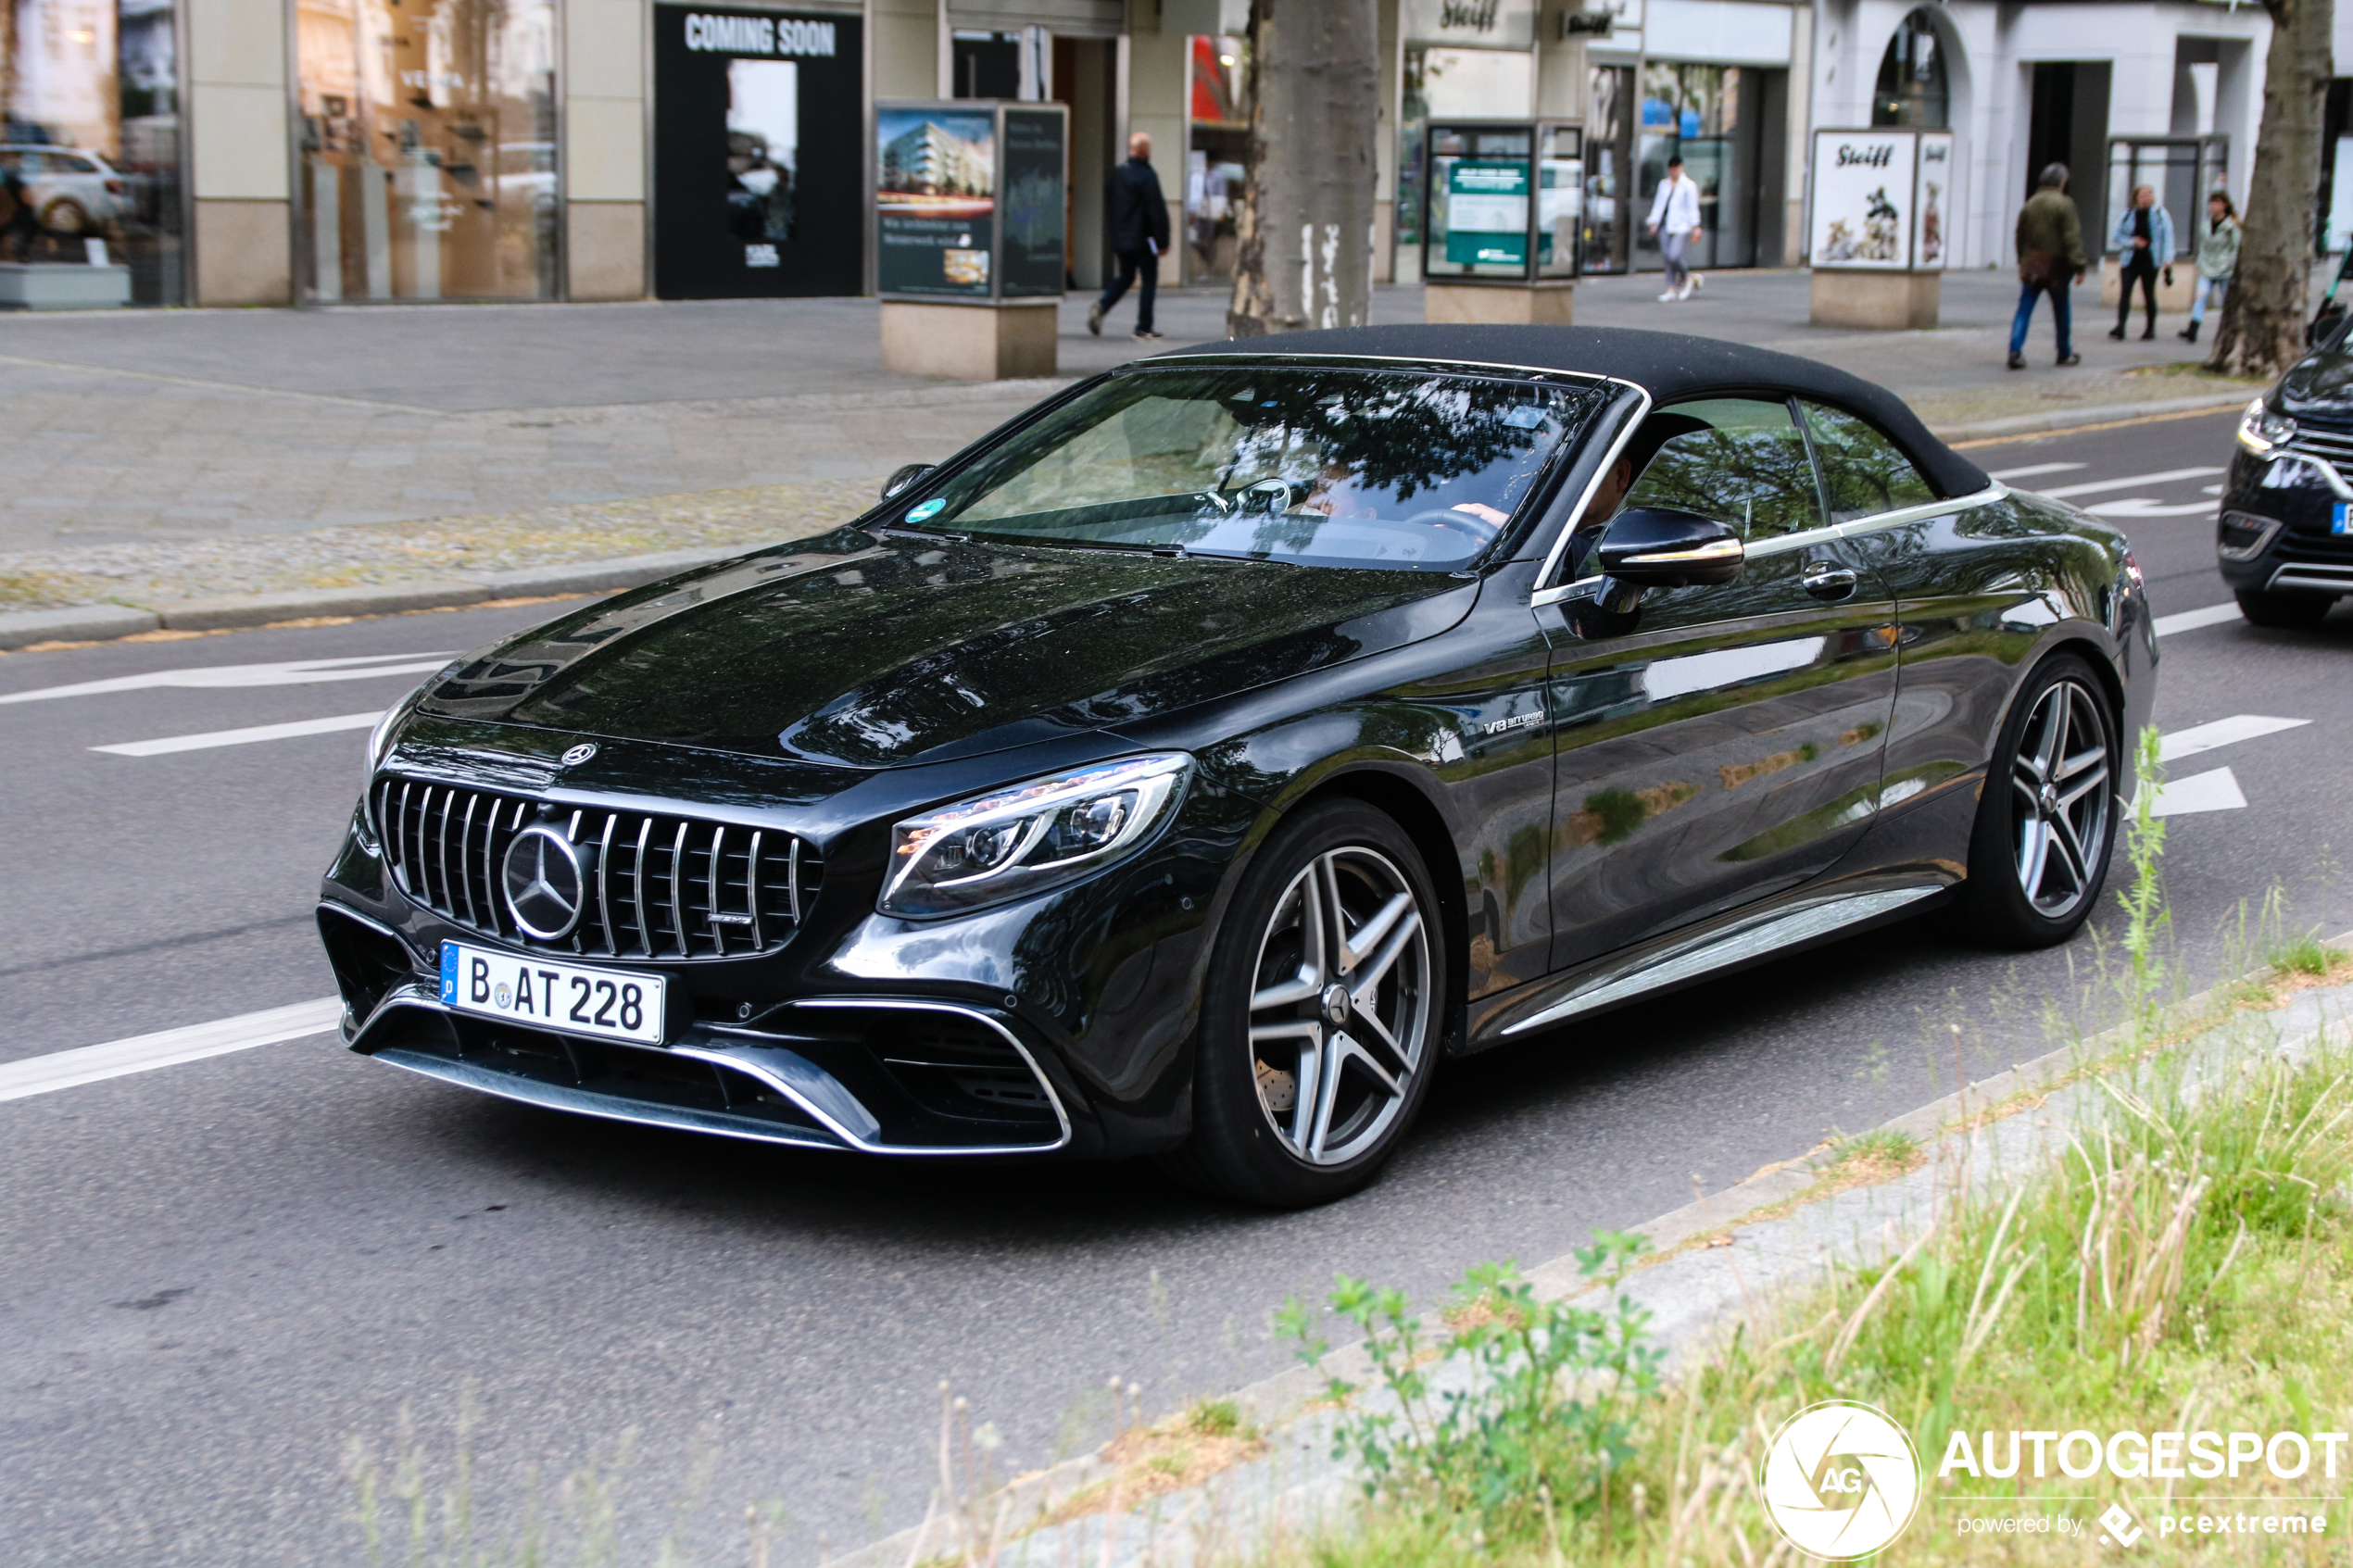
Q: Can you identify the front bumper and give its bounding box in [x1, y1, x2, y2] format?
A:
[2220, 445, 2353, 597]
[319, 732, 1256, 1160]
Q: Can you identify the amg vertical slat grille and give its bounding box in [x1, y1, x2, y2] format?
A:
[373, 776, 821, 959]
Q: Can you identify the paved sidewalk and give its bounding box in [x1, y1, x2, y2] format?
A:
[0, 269, 2267, 615]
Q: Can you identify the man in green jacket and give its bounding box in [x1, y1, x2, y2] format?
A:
[2008, 163, 2087, 370]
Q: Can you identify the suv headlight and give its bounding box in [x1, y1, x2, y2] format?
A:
[879, 753, 1192, 919]
[2237, 397, 2296, 455]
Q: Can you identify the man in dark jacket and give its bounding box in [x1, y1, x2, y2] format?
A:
[1090, 132, 1170, 340]
[2007, 163, 2087, 370]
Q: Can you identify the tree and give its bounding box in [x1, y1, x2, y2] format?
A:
[2206, 0, 2334, 377]
[1227, 0, 1381, 338]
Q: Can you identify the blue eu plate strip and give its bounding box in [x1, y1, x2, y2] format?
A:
[439, 942, 458, 1004]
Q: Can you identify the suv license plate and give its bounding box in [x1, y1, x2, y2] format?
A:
[439, 940, 668, 1047]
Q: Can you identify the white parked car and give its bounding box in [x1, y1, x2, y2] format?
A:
[0, 145, 130, 235]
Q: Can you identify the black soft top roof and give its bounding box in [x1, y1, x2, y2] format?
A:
[1155, 323, 1989, 501]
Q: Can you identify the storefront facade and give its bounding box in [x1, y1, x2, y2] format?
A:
[37, 0, 2353, 308]
[1804, 0, 2275, 272]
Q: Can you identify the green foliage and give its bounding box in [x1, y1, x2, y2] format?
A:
[1275, 1233, 1662, 1542]
[2116, 723, 2171, 1035]
[1183, 1398, 1246, 1439]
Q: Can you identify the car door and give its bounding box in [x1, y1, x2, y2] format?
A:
[1540, 395, 1900, 973]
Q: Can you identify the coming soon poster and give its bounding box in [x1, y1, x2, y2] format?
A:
[653, 7, 863, 298]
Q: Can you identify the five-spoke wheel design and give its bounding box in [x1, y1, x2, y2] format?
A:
[1245, 846, 1432, 1166]
[2008, 674, 2113, 921]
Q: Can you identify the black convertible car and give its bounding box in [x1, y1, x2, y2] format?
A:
[319, 325, 2155, 1207]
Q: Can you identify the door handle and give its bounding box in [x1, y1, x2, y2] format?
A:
[1801, 562, 1859, 600]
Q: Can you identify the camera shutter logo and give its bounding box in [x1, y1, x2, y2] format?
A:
[1760, 1400, 1921, 1560]
[502, 823, 590, 940]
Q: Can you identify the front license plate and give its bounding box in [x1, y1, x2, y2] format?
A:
[2334, 503, 2353, 535]
[439, 940, 668, 1046]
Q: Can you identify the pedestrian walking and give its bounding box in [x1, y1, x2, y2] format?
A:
[1645, 155, 1705, 302]
[2108, 183, 2175, 341]
[1089, 132, 1170, 341]
[2179, 190, 2239, 344]
[2009, 163, 2086, 370]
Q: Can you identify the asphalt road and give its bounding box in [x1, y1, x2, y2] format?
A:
[5, 406, 2348, 1565]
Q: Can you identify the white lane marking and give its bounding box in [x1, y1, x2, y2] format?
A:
[2085, 496, 2221, 518]
[0, 997, 342, 1103]
[2154, 602, 2243, 636]
[2150, 766, 2246, 818]
[1988, 462, 2086, 481]
[2202, 483, 2223, 495]
[92, 709, 384, 757]
[2038, 467, 2227, 499]
[0, 651, 452, 707]
[2158, 713, 2310, 762]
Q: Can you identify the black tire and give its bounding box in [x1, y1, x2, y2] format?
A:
[2235, 588, 2335, 629]
[1159, 800, 1446, 1208]
[1951, 653, 2120, 949]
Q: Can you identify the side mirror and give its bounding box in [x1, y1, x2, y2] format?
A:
[2309, 303, 2347, 350]
[1594, 507, 1746, 587]
[882, 462, 937, 501]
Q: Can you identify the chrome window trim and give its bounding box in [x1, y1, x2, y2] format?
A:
[1741, 522, 1848, 560]
[1833, 483, 2008, 539]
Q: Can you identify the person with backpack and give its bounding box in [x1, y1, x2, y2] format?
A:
[2008, 163, 2086, 370]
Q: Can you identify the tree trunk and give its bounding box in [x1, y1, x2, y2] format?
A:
[1227, 0, 1380, 338]
[2207, 0, 2334, 377]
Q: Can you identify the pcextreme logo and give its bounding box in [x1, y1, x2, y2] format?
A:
[2099, 1503, 2146, 1548]
[1761, 1400, 1923, 1560]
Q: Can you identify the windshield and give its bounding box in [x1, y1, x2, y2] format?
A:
[900, 364, 1604, 571]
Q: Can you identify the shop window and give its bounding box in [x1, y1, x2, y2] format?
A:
[1635, 62, 1755, 272]
[1873, 10, 1948, 130]
[297, 0, 558, 301]
[1, 0, 185, 303]
[1187, 34, 1248, 281]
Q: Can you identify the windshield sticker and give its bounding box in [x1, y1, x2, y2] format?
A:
[906, 498, 947, 521]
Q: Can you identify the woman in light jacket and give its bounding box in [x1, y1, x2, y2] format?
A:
[2180, 191, 2240, 344]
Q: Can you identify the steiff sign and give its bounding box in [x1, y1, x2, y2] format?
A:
[1402, 0, 1537, 48]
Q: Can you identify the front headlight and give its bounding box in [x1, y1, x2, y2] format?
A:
[2237, 397, 2296, 455]
[879, 753, 1192, 919]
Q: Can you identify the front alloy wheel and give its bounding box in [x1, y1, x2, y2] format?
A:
[1246, 847, 1432, 1166]
[1164, 800, 1445, 1207]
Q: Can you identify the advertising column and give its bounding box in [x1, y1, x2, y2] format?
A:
[1806, 127, 1947, 329]
[651, 8, 864, 298]
[874, 100, 1064, 381]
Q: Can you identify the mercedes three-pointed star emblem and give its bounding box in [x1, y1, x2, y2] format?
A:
[502, 823, 589, 939]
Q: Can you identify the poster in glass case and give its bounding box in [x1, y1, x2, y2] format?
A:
[876, 107, 996, 297]
[999, 107, 1066, 297]
[1808, 128, 1920, 270]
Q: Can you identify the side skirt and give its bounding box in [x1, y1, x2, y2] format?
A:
[1466, 877, 1954, 1048]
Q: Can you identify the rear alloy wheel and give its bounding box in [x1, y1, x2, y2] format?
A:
[1954, 655, 2118, 948]
[2235, 588, 2334, 629]
[1163, 801, 1443, 1207]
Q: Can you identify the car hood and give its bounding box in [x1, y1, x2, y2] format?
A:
[2276, 347, 2353, 419]
[418, 526, 1478, 769]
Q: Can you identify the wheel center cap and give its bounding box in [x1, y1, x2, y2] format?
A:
[2040, 785, 2059, 816]
[1321, 983, 1351, 1027]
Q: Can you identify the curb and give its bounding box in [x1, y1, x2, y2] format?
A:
[0, 546, 738, 651]
[1927, 387, 2251, 442]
